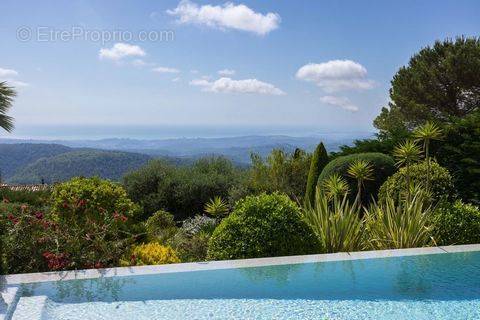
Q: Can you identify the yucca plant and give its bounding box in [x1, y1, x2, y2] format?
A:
[322, 173, 350, 201]
[347, 159, 374, 207]
[0, 81, 15, 132]
[413, 122, 443, 190]
[365, 187, 434, 250]
[392, 140, 422, 201]
[303, 188, 365, 253]
[204, 196, 229, 216]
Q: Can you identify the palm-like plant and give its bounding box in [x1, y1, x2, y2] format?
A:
[303, 189, 364, 253]
[0, 82, 15, 132]
[413, 122, 443, 190]
[364, 187, 434, 249]
[347, 159, 374, 207]
[322, 173, 350, 201]
[392, 140, 422, 201]
[204, 196, 229, 216]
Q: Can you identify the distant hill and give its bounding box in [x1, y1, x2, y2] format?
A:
[0, 133, 372, 183]
[0, 143, 72, 179]
[0, 133, 372, 164]
[8, 149, 151, 184]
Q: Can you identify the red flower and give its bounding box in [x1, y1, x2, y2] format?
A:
[130, 254, 137, 264]
[77, 199, 87, 208]
[94, 262, 104, 269]
[7, 213, 19, 225]
[42, 252, 69, 271]
[62, 202, 69, 209]
[120, 214, 128, 222]
[35, 211, 44, 220]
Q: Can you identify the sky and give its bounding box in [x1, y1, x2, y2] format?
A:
[0, 0, 479, 139]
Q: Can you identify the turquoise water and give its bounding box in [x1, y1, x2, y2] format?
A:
[8, 251, 480, 319]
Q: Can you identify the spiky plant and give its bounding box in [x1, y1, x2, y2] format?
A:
[364, 187, 434, 249]
[346, 159, 374, 207]
[392, 140, 422, 201]
[302, 189, 364, 253]
[322, 173, 350, 201]
[413, 122, 443, 190]
[0, 81, 15, 132]
[204, 196, 229, 216]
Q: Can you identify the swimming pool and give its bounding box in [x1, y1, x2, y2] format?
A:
[1, 245, 480, 319]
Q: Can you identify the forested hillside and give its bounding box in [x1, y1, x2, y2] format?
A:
[8, 149, 152, 184]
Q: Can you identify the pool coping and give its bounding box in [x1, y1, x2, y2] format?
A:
[2, 243, 480, 285]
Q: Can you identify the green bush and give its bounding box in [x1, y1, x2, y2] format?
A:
[318, 153, 395, 203]
[240, 149, 312, 202]
[207, 193, 319, 260]
[0, 203, 52, 273]
[169, 215, 218, 262]
[432, 201, 480, 245]
[145, 210, 177, 243]
[379, 161, 455, 204]
[123, 157, 240, 220]
[0, 188, 51, 207]
[48, 177, 140, 269]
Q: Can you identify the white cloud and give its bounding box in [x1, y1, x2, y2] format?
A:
[167, 0, 280, 35]
[172, 77, 181, 82]
[0, 68, 18, 78]
[296, 60, 375, 92]
[99, 43, 146, 61]
[152, 66, 180, 74]
[190, 77, 285, 95]
[218, 69, 236, 76]
[0, 67, 28, 87]
[320, 95, 358, 112]
[131, 59, 154, 67]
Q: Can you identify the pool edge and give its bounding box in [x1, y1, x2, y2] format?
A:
[2, 243, 480, 285]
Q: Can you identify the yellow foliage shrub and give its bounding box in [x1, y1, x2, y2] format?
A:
[122, 242, 180, 266]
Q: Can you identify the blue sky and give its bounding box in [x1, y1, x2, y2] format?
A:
[0, 0, 478, 138]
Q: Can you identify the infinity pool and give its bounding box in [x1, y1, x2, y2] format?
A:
[2, 246, 480, 319]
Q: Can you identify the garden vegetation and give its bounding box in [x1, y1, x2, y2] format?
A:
[1, 37, 480, 274]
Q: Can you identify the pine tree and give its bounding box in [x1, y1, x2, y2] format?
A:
[305, 142, 329, 206]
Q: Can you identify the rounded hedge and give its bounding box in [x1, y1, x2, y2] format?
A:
[432, 201, 480, 246]
[317, 153, 395, 203]
[378, 161, 455, 204]
[207, 193, 319, 260]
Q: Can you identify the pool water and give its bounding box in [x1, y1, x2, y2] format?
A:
[5, 251, 480, 319]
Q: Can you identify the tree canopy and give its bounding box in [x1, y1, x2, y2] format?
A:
[375, 37, 480, 135]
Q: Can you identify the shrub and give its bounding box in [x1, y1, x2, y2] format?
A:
[170, 230, 212, 262]
[122, 243, 180, 266]
[432, 201, 480, 245]
[207, 193, 319, 260]
[434, 110, 480, 204]
[145, 210, 177, 243]
[303, 190, 365, 253]
[318, 153, 395, 204]
[123, 157, 240, 220]
[0, 203, 53, 273]
[378, 161, 455, 204]
[0, 188, 51, 207]
[305, 142, 329, 206]
[48, 177, 140, 269]
[169, 215, 218, 262]
[365, 188, 434, 249]
[243, 149, 311, 202]
[181, 215, 217, 236]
